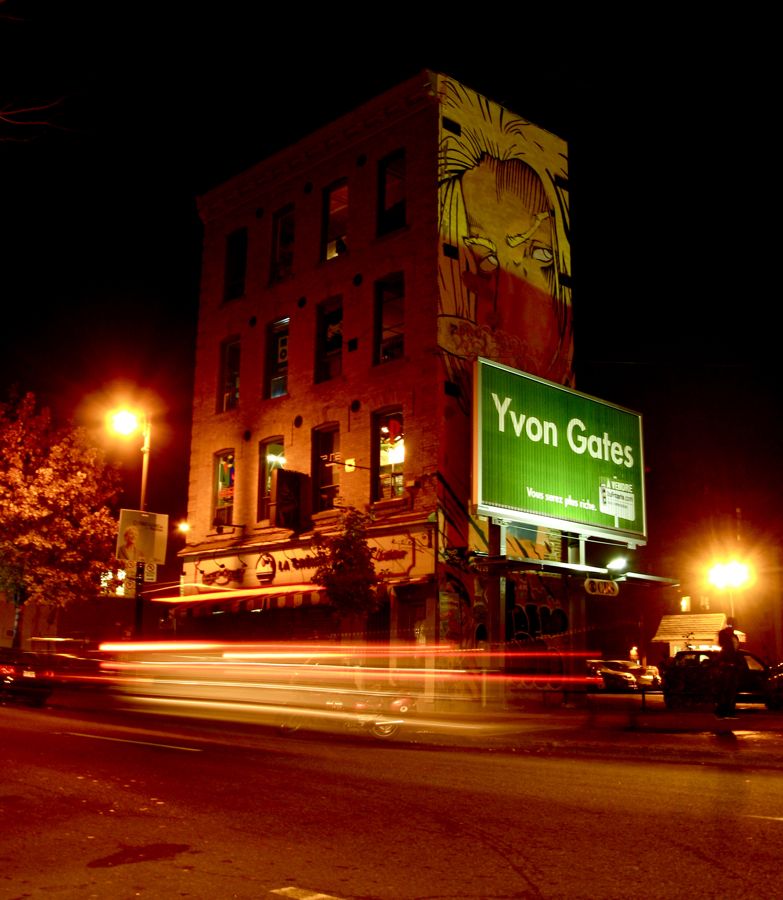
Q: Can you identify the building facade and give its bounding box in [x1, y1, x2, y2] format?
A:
[170, 71, 580, 657]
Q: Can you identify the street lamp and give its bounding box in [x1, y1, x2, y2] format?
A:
[109, 407, 152, 635]
[110, 409, 151, 511]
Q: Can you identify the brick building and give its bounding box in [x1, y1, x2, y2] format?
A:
[168, 71, 581, 654]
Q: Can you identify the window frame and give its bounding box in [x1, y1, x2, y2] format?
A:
[223, 227, 248, 302]
[314, 296, 343, 383]
[322, 178, 349, 260]
[270, 204, 295, 283]
[312, 424, 340, 513]
[257, 436, 285, 522]
[266, 318, 290, 399]
[372, 408, 405, 502]
[377, 149, 406, 236]
[217, 335, 241, 412]
[374, 272, 405, 364]
[213, 448, 236, 527]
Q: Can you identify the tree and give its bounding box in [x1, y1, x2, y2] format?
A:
[0, 393, 121, 646]
[312, 507, 379, 637]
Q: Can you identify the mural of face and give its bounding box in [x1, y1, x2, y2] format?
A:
[460, 156, 561, 377]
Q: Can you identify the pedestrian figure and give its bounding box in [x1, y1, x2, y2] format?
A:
[715, 618, 740, 719]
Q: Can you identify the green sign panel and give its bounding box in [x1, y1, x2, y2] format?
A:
[474, 359, 646, 544]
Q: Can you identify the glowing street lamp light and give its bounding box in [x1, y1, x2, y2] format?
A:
[708, 560, 752, 618]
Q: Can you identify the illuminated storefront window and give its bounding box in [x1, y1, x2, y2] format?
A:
[258, 437, 285, 522]
[214, 449, 235, 526]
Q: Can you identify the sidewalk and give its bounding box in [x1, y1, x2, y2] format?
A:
[413, 692, 783, 769]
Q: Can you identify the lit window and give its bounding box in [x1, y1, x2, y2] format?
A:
[266, 319, 289, 398]
[374, 272, 404, 363]
[323, 179, 348, 260]
[218, 336, 240, 412]
[312, 425, 339, 512]
[223, 227, 248, 301]
[315, 297, 342, 383]
[373, 409, 404, 501]
[214, 449, 235, 526]
[258, 437, 285, 521]
[377, 150, 406, 235]
[270, 204, 295, 282]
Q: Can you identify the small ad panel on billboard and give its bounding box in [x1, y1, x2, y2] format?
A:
[474, 359, 646, 544]
[116, 509, 169, 565]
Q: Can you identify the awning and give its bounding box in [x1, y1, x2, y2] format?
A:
[652, 613, 731, 644]
[151, 583, 327, 617]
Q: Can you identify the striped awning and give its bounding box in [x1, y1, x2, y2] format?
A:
[151, 583, 327, 617]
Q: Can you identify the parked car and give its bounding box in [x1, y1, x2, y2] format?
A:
[586, 659, 662, 692]
[662, 649, 783, 710]
[0, 649, 57, 707]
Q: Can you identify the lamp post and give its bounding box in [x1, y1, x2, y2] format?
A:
[110, 409, 152, 634]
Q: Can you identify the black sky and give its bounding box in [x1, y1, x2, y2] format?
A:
[1, 4, 779, 579]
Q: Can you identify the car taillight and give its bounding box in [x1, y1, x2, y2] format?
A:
[0, 665, 16, 676]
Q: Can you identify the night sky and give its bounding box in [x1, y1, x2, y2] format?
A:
[1, 5, 779, 586]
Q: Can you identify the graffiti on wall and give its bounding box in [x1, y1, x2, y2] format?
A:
[437, 76, 572, 408]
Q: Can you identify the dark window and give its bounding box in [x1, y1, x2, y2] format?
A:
[214, 449, 235, 526]
[315, 297, 342, 383]
[257, 437, 285, 521]
[224, 227, 248, 301]
[218, 337, 240, 412]
[312, 425, 339, 512]
[374, 272, 404, 363]
[270, 205, 295, 282]
[322, 179, 348, 260]
[373, 409, 404, 501]
[266, 319, 289, 398]
[377, 150, 406, 235]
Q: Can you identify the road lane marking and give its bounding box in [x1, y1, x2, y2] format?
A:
[271, 888, 346, 899]
[745, 815, 783, 822]
[61, 732, 202, 752]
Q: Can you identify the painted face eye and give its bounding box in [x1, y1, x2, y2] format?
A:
[531, 246, 554, 264]
[464, 236, 499, 273]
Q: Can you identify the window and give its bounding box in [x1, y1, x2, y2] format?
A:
[266, 319, 289, 398]
[270, 204, 295, 282]
[214, 449, 235, 527]
[218, 337, 240, 412]
[315, 297, 342, 383]
[373, 409, 404, 501]
[223, 227, 248, 301]
[257, 437, 285, 521]
[374, 272, 404, 363]
[322, 179, 348, 260]
[377, 150, 406, 235]
[312, 425, 339, 512]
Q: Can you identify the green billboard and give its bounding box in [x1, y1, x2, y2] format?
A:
[474, 359, 646, 545]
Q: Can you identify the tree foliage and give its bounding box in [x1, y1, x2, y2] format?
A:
[0, 392, 121, 609]
[312, 507, 379, 622]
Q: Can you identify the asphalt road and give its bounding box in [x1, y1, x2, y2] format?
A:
[2, 697, 783, 899]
